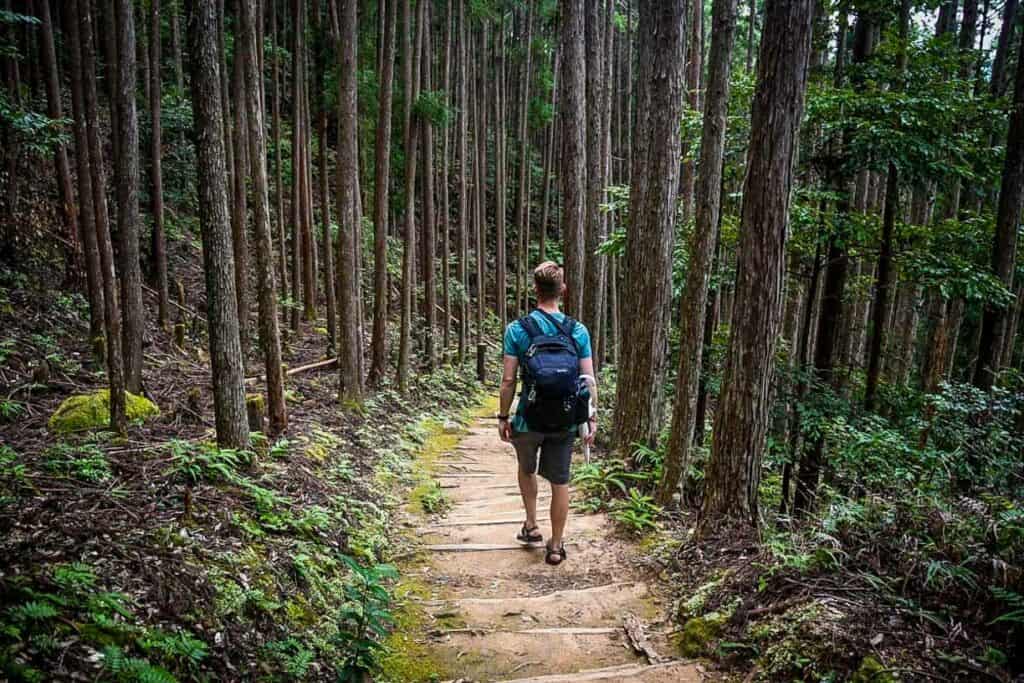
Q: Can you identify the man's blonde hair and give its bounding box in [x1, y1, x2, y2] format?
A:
[533, 261, 564, 300]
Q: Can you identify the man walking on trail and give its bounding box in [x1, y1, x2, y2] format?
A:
[498, 261, 597, 567]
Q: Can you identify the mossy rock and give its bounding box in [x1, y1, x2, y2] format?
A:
[48, 390, 160, 433]
[850, 656, 894, 683]
[675, 612, 727, 658]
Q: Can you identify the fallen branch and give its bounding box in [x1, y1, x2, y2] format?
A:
[244, 357, 337, 384]
[623, 613, 666, 664]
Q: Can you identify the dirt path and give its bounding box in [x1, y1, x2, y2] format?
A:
[399, 415, 706, 683]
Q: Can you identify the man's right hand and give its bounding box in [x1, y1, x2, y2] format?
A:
[498, 418, 512, 442]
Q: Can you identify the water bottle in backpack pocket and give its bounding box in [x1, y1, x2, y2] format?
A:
[518, 311, 589, 434]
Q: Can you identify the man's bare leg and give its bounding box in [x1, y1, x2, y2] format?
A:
[549, 484, 569, 547]
[517, 468, 539, 529]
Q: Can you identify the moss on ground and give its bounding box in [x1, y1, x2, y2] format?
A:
[377, 574, 450, 682]
[48, 390, 159, 433]
[675, 611, 728, 658]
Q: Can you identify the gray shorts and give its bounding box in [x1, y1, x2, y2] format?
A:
[511, 430, 575, 485]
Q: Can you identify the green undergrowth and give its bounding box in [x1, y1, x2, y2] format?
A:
[3, 364, 491, 681]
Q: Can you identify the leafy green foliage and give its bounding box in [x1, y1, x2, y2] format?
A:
[43, 442, 112, 483]
[333, 555, 398, 679]
[609, 489, 662, 533]
[168, 440, 251, 484]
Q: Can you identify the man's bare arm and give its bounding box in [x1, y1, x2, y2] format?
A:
[499, 355, 519, 417]
[580, 357, 597, 411]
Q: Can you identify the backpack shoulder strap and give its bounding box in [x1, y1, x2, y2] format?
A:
[535, 310, 581, 353]
[518, 314, 543, 340]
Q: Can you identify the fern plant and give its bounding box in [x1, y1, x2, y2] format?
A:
[334, 555, 398, 679]
[609, 489, 662, 533]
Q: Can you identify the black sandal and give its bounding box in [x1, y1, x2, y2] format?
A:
[545, 541, 567, 566]
[516, 524, 543, 545]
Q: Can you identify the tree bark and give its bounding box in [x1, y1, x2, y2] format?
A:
[114, 0, 146, 394]
[582, 0, 606, 354]
[558, 0, 586, 318]
[368, 0, 396, 383]
[441, 0, 453, 355]
[864, 0, 910, 410]
[271, 0, 288, 308]
[171, 0, 185, 92]
[397, 0, 418, 392]
[974, 25, 1024, 388]
[76, 0, 127, 432]
[421, 0, 438, 368]
[239, 0, 287, 436]
[659, 0, 739, 506]
[231, 5, 251, 355]
[514, 5, 534, 319]
[336, 0, 363, 401]
[613, 0, 687, 454]
[187, 0, 250, 448]
[149, 0, 170, 329]
[317, 1, 337, 354]
[700, 0, 814, 533]
[494, 14, 508, 329]
[457, 0, 470, 362]
[65, 0, 106, 360]
[39, 0, 81, 281]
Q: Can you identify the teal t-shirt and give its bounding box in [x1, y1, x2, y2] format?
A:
[503, 310, 592, 433]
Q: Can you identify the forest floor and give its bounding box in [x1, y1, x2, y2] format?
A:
[383, 403, 709, 683]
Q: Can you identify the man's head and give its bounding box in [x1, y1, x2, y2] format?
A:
[533, 261, 565, 303]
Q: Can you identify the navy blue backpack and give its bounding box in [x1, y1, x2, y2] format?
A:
[517, 310, 589, 433]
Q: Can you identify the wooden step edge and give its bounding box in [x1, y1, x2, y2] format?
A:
[471, 660, 695, 683]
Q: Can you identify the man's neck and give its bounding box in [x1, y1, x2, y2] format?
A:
[536, 300, 560, 314]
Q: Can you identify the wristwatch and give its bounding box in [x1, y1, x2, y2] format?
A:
[497, 414, 509, 421]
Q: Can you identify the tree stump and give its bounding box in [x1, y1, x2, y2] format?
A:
[476, 343, 487, 382]
[174, 323, 186, 349]
[246, 393, 265, 433]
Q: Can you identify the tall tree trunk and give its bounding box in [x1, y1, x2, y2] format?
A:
[679, 0, 704, 222]
[991, 0, 1018, 98]
[188, 0, 250, 449]
[864, 0, 910, 410]
[318, 0, 337, 354]
[149, 0, 170, 329]
[39, 0, 81, 281]
[272, 0, 288, 308]
[974, 26, 1024, 387]
[289, 0, 304, 331]
[239, 0, 287, 437]
[538, 50, 558, 264]
[421, 0, 437, 368]
[658, 0, 739, 506]
[494, 14, 508, 329]
[700, 0, 814, 533]
[613, 0, 687, 454]
[514, 5, 533, 318]
[171, 0, 184, 92]
[231, 10, 251, 356]
[338, 0, 363, 401]
[441, 0, 453, 355]
[456, 0, 469, 362]
[582, 0, 606, 354]
[558, 0, 586, 318]
[115, 0, 145, 394]
[397, 0, 418, 392]
[473, 23, 488, 362]
[369, 0, 396, 383]
[65, 0, 106, 359]
[75, 0, 126, 433]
